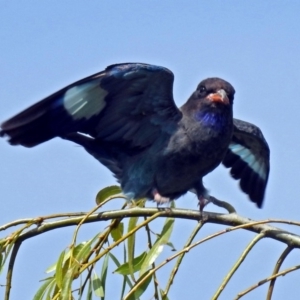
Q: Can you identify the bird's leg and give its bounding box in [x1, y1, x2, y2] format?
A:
[198, 195, 210, 213]
[192, 181, 210, 217]
[152, 188, 171, 205]
[152, 188, 172, 211]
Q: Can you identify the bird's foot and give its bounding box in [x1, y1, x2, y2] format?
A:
[151, 188, 173, 212]
[152, 188, 171, 205]
[198, 195, 211, 219]
[209, 196, 236, 213]
[198, 195, 210, 212]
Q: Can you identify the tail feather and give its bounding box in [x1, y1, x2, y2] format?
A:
[0, 97, 57, 147]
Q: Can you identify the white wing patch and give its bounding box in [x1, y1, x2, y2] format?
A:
[229, 143, 267, 181]
[63, 79, 108, 120]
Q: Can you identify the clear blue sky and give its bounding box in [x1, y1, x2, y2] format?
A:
[1, 1, 300, 299]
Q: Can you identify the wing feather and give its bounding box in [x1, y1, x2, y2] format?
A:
[222, 118, 270, 207]
[0, 63, 182, 150]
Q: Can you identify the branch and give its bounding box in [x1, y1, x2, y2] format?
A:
[4, 208, 300, 247]
[3, 206, 300, 299]
[9, 208, 300, 247]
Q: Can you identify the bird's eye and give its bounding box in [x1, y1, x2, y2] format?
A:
[199, 86, 206, 93]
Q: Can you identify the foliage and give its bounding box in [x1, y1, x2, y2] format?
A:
[0, 186, 300, 300]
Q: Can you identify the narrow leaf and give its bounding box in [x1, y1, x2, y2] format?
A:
[140, 217, 174, 276]
[87, 278, 93, 300]
[55, 250, 65, 289]
[100, 253, 109, 299]
[75, 233, 99, 262]
[160, 288, 170, 300]
[33, 278, 54, 300]
[127, 216, 139, 277]
[46, 243, 84, 273]
[127, 270, 153, 300]
[92, 272, 104, 297]
[0, 253, 2, 270]
[109, 251, 133, 297]
[45, 279, 57, 300]
[61, 266, 76, 300]
[114, 252, 147, 275]
[111, 222, 124, 242]
[108, 252, 121, 268]
[96, 185, 122, 204]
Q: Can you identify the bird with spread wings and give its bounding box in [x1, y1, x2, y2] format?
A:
[0, 63, 270, 210]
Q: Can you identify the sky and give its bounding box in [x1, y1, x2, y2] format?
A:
[1, 1, 300, 299]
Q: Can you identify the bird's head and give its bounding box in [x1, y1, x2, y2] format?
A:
[184, 77, 235, 109]
[181, 77, 235, 120]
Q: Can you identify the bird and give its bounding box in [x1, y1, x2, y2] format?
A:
[0, 63, 270, 209]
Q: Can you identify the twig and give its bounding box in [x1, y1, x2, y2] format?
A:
[212, 233, 266, 299]
[235, 264, 300, 299]
[266, 246, 294, 300]
[5, 241, 21, 300]
[0, 213, 87, 231]
[162, 220, 204, 298]
[79, 211, 164, 273]
[144, 217, 159, 300]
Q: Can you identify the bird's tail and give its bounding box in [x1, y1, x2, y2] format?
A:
[0, 96, 58, 147]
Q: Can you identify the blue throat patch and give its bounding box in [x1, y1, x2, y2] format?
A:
[195, 111, 227, 130]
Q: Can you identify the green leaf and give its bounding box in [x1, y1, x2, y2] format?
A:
[92, 272, 104, 297]
[96, 185, 122, 204]
[109, 251, 133, 297]
[87, 278, 93, 300]
[73, 242, 88, 258]
[33, 278, 55, 300]
[140, 217, 174, 276]
[55, 250, 65, 289]
[166, 241, 176, 251]
[111, 222, 124, 242]
[0, 235, 21, 274]
[100, 254, 109, 299]
[160, 288, 170, 300]
[127, 270, 153, 300]
[45, 279, 57, 300]
[127, 216, 139, 277]
[61, 266, 77, 300]
[108, 252, 121, 268]
[46, 243, 85, 273]
[75, 233, 99, 262]
[114, 252, 147, 275]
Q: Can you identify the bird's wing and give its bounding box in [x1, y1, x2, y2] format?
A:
[222, 118, 270, 207]
[0, 63, 182, 148]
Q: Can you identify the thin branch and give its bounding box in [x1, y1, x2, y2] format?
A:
[79, 204, 128, 295]
[144, 217, 159, 300]
[123, 217, 300, 300]
[0, 213, 88, 231]
[79, 211, 165, 273]
[124, 224, 236, 299]
[266, 246, 294, 300]
[5, 241, 21, 300]
[163, 220, 204, 298]
[212, 233, 266, 299]
[235, 264, 300, 299]
[10, 208, 300, 248]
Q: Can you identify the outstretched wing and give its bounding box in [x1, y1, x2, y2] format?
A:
[0, 63, 182, 148]
[222, 118, 270, 207]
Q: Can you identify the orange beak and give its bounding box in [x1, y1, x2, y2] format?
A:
[206, 89, 229, 105]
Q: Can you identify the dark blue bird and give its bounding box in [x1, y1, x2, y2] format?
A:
[0, 63, 270, 208]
